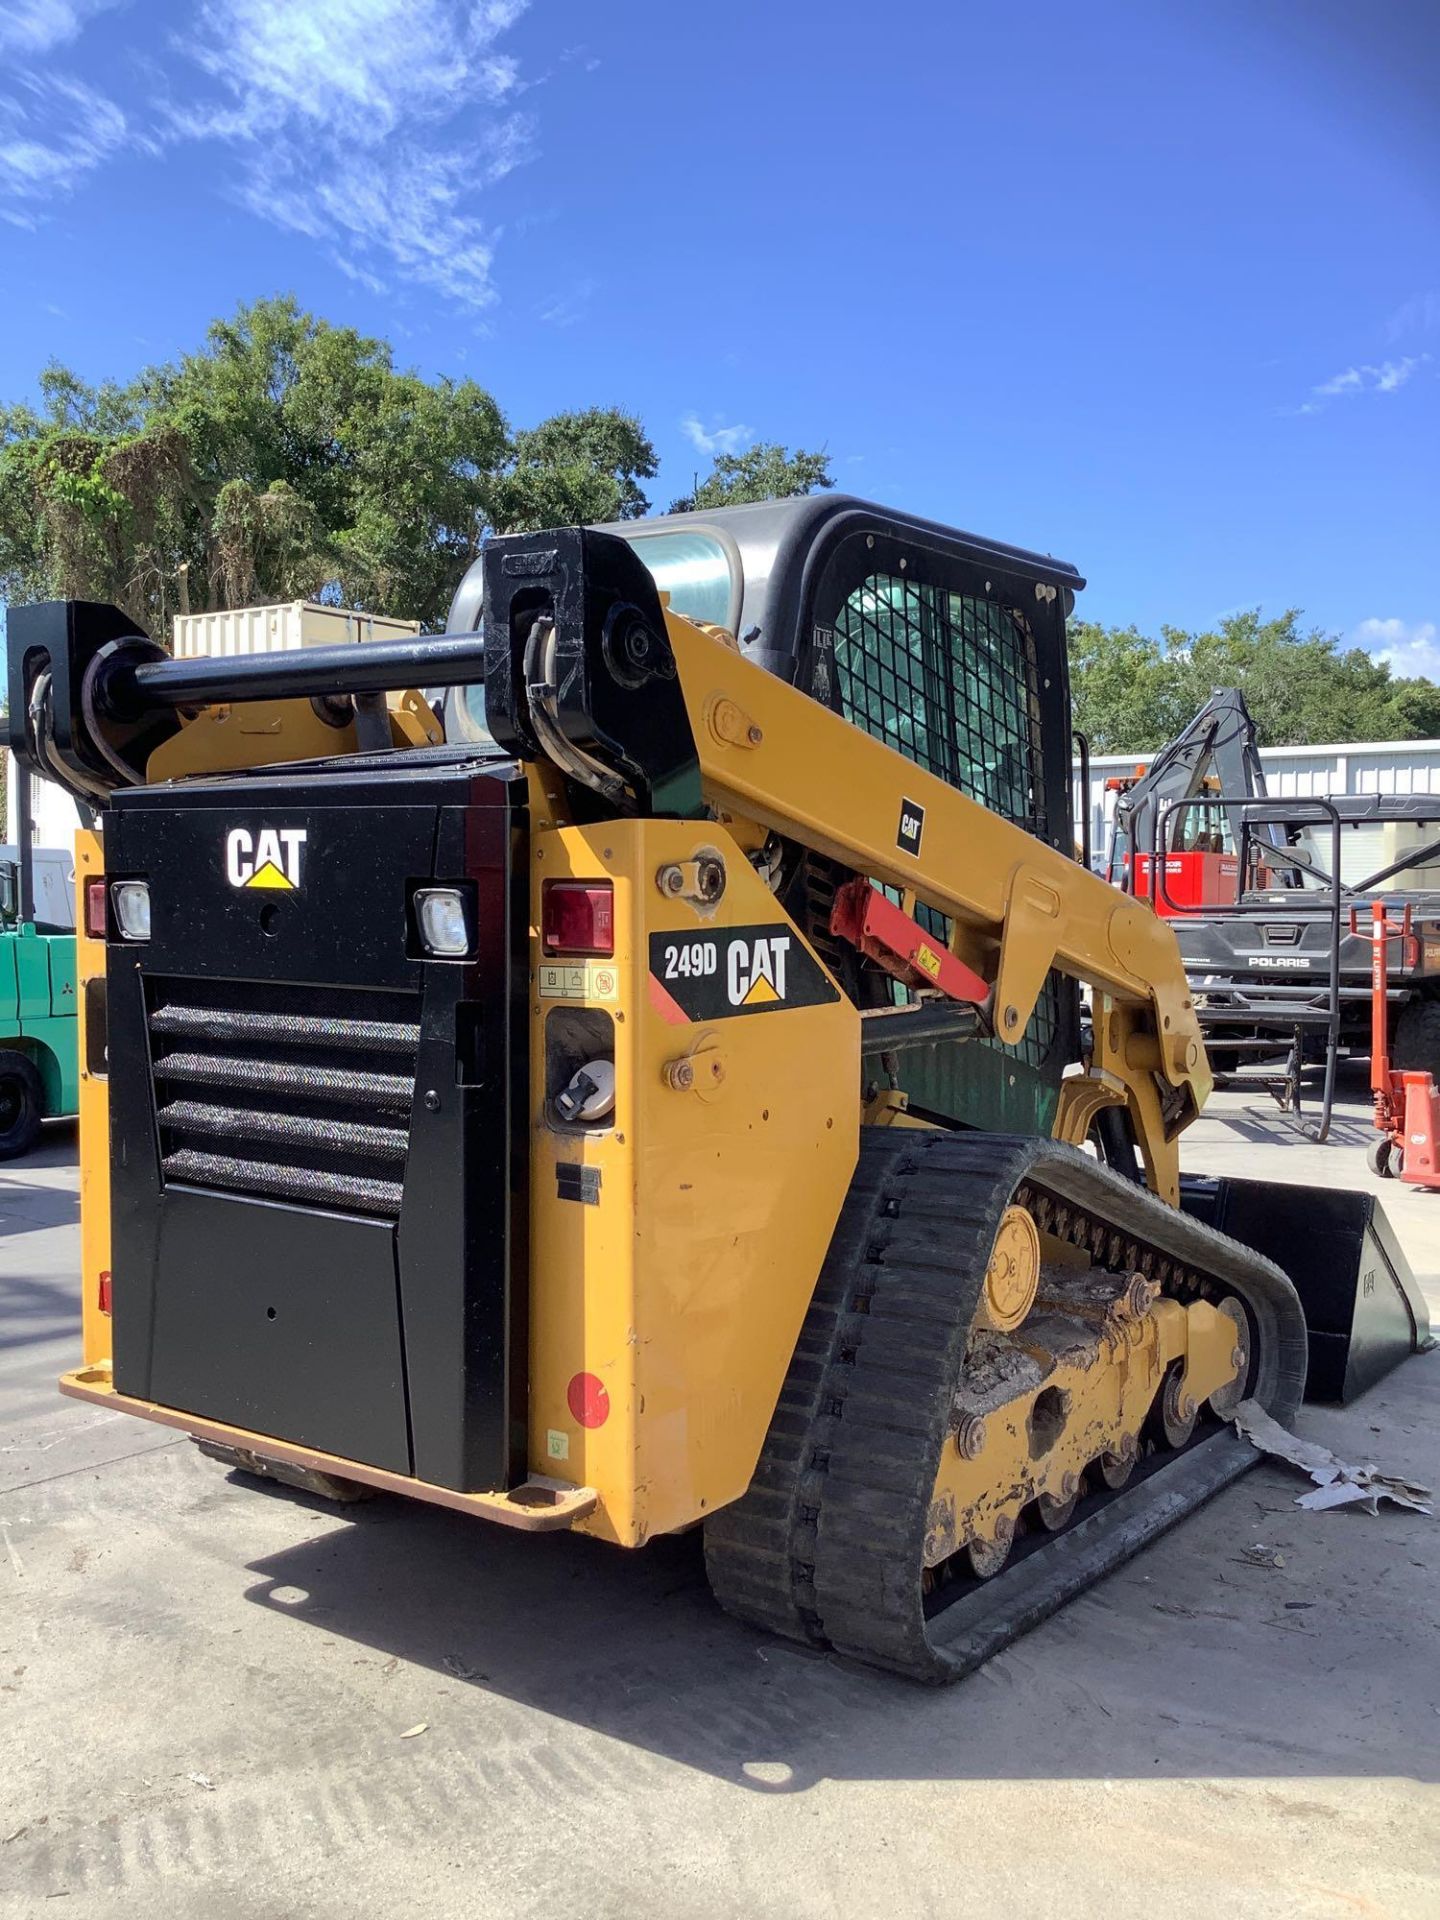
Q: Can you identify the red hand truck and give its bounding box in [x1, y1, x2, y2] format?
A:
[1357, 899, 1440, 1188]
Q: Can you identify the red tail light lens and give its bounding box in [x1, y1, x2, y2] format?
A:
[84, 876, 108, 938]
[98, 1270, 112, 1316]
[542, 881, 614, 956]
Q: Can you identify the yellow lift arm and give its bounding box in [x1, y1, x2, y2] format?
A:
[657, 611, 1208, 1203]
[137, 588, 1208, 1204]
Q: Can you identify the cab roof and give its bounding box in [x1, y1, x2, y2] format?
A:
[447, 492, 1083, 676]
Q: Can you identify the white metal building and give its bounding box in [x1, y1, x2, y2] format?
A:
[3, 756, 84, 855]
[1075, 738, 1440, 867]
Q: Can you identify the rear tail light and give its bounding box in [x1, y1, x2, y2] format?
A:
[98, 1271, 112, 1316]
[84, 876, 108, 938]
[543, 881, 614, 956]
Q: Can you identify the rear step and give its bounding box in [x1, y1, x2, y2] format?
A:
[706, 1130, 1308, 1683]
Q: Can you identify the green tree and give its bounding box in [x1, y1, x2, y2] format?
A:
[1383, 676, 1440, 738]
[491, 407, 657, 533]
[1066, 621, 1189, 753]
[0, 299, 655, 634]
[1070, 608, 1440, 752]
[670, 442, 833, 513]
[1176, 611, 1400, 746]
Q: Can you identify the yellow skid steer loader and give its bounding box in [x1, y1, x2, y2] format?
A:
[7, 496, 1425, 1680]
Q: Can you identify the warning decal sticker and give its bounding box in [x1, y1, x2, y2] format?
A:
[647, 925, 840, 1021]
[539, 961, 619, 1002]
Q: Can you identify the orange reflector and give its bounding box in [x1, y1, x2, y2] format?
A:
[566, 1371, 609, 1429]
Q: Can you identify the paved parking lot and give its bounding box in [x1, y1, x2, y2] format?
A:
[2, 1067, 1437, 1919]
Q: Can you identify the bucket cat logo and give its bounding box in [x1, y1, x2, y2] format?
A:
[225, 826, 307, 892]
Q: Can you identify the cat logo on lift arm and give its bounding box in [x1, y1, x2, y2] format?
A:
[225, 826, 307, 891]
[648, 924, 840, 1023]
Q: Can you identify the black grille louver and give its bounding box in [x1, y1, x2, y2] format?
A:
[147, 981, 418, 1220]
[154, 1050, 412, 1109]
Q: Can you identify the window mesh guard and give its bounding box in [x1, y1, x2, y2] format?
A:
[834, 574, 1058, 1067]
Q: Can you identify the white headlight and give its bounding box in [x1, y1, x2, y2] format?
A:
[111, 880, 151, 941]
[416, 887, 472, 957]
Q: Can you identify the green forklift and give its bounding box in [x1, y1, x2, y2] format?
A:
[1, 762, 78, 1157]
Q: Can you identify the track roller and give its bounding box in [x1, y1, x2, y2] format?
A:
[705, 1129, 1308, 1683]
[1096, 1434, 1138, 1490]
[1036, 1476, 1080, 1531]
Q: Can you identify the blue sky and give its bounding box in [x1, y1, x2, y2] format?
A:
[2, 0, 1437, 676]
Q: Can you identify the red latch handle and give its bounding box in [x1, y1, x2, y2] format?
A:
[830, 879, 991, 1008]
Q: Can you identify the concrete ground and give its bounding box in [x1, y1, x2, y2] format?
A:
[2, 1065, 1436, 1920]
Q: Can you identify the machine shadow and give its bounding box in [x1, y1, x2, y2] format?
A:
[1200, 1059, 1378, 1150]
[0, 1271, 82, 1349]
[238, 1422, 1439, 1794]
[6, 1119, 79, 1169]
[1201, 1108, 1377, 1149]
[0, 1128, 81, 1247]
[0, 1183, 80, 1242]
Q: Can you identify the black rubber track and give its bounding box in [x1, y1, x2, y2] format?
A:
[704, 1129, 1308, 1683]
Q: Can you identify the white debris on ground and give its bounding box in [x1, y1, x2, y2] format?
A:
[1233, 1400, 1434, 1514]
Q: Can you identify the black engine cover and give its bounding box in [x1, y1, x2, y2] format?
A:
[103, 750, 526, 1491]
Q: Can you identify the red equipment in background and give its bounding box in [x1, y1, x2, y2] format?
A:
[1358, 899, 1440, 1188]
[1104, 689, 1264, 920]
[1104, 748, 1242, 921]
[1127, 849, 1240, 918]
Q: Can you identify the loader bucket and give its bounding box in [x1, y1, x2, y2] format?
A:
[1178, 1175, 1431, 1404]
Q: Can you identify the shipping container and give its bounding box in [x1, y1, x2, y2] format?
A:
[172, 601, 422, 659]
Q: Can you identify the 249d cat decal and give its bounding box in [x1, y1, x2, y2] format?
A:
[648, 925, 840, 1021]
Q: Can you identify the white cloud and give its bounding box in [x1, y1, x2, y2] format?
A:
[0, 0, 537, 313]
[172, 0, 534, 310]
[536, 278, 595, 328]
[1386, 290, 1440, 342]
[332, 254, 389, 297]
[0, 73, 129, 212]
[681, 413, 753, 457]
[0, 0, 118, 58]
[1353, 617, 1440, 682]
[187, 0, 507, 135]
[1317, 357, 1424, 396]
[1296, 354, 1430, 414]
